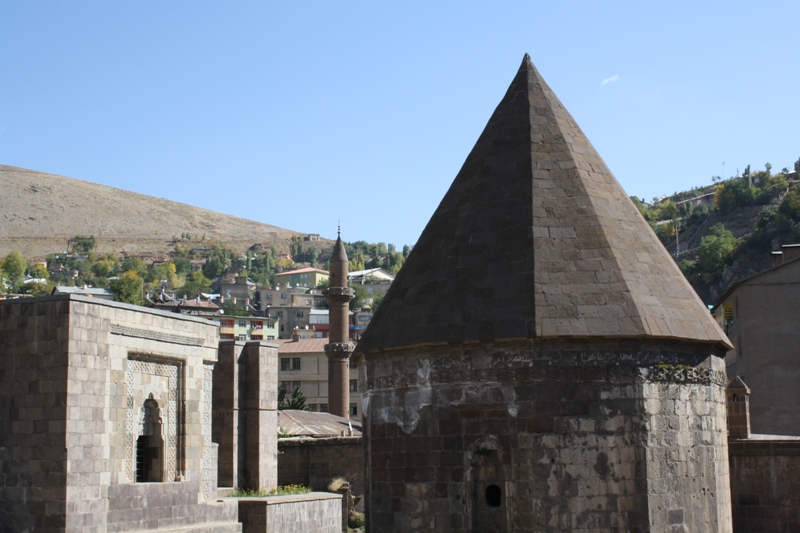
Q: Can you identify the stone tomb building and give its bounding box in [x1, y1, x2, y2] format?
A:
[0, 294, 242, 532]
[355, 55, 734, 532]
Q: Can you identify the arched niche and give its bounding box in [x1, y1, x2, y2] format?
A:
[136, 394, 165, 482]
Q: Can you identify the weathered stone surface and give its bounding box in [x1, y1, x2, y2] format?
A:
[0, 295, 241, 532]
[360, 340, 731, 532]
[728, 439, 800, 533]
[278, 436, 364, 497]
[237, 493, 342, 533]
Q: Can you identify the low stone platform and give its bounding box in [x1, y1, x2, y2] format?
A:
[233, 492, 342, 533]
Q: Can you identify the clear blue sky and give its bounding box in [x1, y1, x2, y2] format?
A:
[3, 2, 799, 249]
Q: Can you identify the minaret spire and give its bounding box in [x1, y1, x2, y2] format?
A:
[324, 228, 355, 418]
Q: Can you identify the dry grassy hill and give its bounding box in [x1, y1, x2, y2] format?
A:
[0, 165, 319, 259]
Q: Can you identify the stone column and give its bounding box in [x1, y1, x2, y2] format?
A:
[727, 376, 752, 440]
[242, 341, 278, 490]
[213, 341, 242, 488]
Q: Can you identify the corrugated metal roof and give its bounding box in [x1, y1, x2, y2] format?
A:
[278, 337, 328, 353]
[278, 410, 362, 437]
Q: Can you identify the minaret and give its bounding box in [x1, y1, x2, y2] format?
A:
[324, 227, 354, 418]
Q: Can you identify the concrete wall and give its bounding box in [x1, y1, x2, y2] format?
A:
[360, 339, 732, 533]
[729, 439, 800, 532]
[278, 436, 364, 496]
[721, 258, 800, 436]
[0, 295, 240, 532]
[237, 493, 342, 533]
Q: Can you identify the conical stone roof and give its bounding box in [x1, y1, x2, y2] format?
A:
[356, 55, 731, 353]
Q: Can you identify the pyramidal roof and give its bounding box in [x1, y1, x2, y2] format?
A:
[356, 55, 731, 353]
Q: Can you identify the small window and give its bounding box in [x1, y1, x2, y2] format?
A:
[349, 403, 358, 416]
[350, 379, 358, 392]
[296, 311, 304, 318]
[281, 381, 292, 393]
[237, 335, 247, 341]
[281, 293, 287, 300]
[280, 358, 290, 371]
[266, 292, 272, 299]
[350, 359, 357, 369]
[308, 404, 318, 412]
[292, 358, 301, 370]
[306, 299, 312, 305]
[238, 320, 247, 328]
[320, 403, 329, 413]
[276, 311, 283, 317]
[267, 335, 275, 340]
[486, 485, 502, 508]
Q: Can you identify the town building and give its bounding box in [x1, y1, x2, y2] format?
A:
[216, 314, 279, 341]
[277, 336, 360, 419]
[52, 285, 114, 300]
[274, 267, 329, 289]
[355, 54, 733, 532]
[713, 243, 800, 436]
[349, 268, 395, 301]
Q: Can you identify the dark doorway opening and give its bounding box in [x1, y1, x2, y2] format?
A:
[136, 435, 150, 482]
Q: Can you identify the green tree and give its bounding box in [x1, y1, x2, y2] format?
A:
[696, 224, 738, 282]
[278, 383, 311, 411]
[71, 235, 96, 253]
[3, 251, 27, 282]
[173, 257, 192, 275]
[181, 271, 212, 298]
[91, 259, 116, 278]
[110, 271, 144, 305]
[203, 255, 229, 279]
[779, 189, 800, 224]
[119, 257, 147, 277]
[26, 263, 50, 280]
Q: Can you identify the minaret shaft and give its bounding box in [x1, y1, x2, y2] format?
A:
[324, 234, 354, 418]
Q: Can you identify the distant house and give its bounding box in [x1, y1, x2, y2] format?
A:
[52, 285, 114, 300]
[152, 298, 222, 318]
[278, 336, 360, 419]
[214, 315, 279, 342]
[273, 267, 329, 289]
[349, 268, 394, 300]
[217, 276, 255, 303]
[712, 243, 800, 436]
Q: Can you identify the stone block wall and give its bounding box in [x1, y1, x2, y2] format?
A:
[729, 439, 800, 532]
[0, 295, 241, 532]
[0, 297, 70, 532]
[237, 492, 342, 533]
[213, 340, 278, 491]
[359, 339, 732, 532]
[278, 436, 364, 495]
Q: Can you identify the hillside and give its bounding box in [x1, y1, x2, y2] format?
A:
[646, 162, 800, 305]
[0, 165, 323, 259]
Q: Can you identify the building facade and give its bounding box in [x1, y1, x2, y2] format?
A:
[713, 244, 800, 436]
[278, 337, 361, 419]
[0, 294, 241, 532]
[355, 55, 733, 532]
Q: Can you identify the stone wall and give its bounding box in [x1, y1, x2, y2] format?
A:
[278, 436, 364, 495]
[359, 339, 732, 532]
[0, 295, 240, 532]
[213, 340, 279, 491]
[729, 439, 800, 532]
[237, 493, 342, 533]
